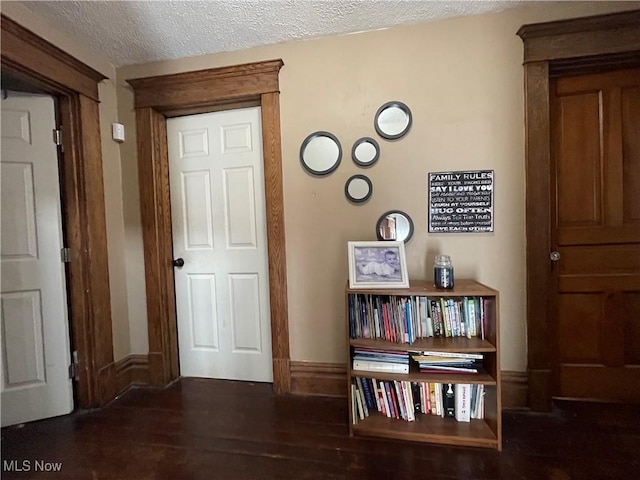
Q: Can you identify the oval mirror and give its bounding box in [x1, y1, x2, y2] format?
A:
[300, 131, 342, 176]
[351, 137, 380, 168]
[345, 174, 373, 204]
[374, 101, 412, 140]
[376, 210, 414, 243]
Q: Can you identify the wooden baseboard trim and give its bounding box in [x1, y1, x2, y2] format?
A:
[115, 354, 151, 395]
[290, 362, 530, 408]
[501, 370, 529, 409]
[290, 361, 347, 397]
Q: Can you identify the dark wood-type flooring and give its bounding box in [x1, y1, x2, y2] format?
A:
[2, 378, 639, 479]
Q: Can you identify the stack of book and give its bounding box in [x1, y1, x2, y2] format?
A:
[352, 347, 409, 374]
[411, 351, 483, 374]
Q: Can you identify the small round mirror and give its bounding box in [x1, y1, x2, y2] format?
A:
[374, 101, 412, 140]
[345, 174, 372, 204]
[300, 131, 342, 176]
[351, 137, 380, 168]
[376, 210, 414, 243]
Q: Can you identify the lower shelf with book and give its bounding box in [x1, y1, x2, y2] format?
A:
[352, 412, 500, 449]
[350, 376, 500, 450]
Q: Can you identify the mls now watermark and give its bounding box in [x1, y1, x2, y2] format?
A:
[3, 460, 63, 473]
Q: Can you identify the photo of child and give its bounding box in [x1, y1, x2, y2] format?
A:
[355, 246, 402, 281]
[348, 241, 409, 289]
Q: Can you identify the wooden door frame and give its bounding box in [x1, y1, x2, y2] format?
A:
[517, 9, 640, 411]
[127, 60, 291, 393]
[1, 15, 117, 407]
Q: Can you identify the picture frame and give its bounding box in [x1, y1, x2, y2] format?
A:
[348, 241, 409, 289]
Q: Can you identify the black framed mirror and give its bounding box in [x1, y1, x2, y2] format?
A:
[374, 101, 412, 140]
[345, 174, 373, 204]
[300, 131, 342, 176]
[376, 210, 414, 243]
[351, 137, 380, 168]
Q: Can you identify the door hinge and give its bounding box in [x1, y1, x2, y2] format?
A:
[61, 247, 71, 263]
[53, 128, 64, 151]
[68, 351, 79, 381]
[53, 128, 62, 146]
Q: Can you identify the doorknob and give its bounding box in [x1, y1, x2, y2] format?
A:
[550, 251, 561, 262]
[173, 258, 185, 268]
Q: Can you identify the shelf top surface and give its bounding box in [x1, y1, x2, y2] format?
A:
[346, 278, 498, 296]
[350, 336, 497, 352]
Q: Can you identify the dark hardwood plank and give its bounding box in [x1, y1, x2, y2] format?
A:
[3, 378, 639, 479]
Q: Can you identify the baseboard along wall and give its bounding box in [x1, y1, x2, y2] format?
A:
[114, 356, 529, 409]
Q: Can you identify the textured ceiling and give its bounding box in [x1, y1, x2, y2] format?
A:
[19, 0, 525, 67]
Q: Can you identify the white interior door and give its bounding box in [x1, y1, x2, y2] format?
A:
[167, 107, 273, 382]
[1, 93, 73, 426]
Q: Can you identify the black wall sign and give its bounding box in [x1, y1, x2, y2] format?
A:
[428, 170, 494, 233]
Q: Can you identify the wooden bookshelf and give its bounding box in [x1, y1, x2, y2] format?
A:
[346, 279, 502, 450]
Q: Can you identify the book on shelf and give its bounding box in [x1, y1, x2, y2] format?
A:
[412, 353, 482, 373]
[454, 384, 471, 422]
[355, 383, 365, 420]
[411, 382, 421, 415]
[416, 351, 484, 360]
[385, 381, 398, 418]
[378, 380, 391, 417]
[430, 383, 439, 416]
[411, 354, 480, 364]
[471, 384, 485, 419]
[419, 365, 479, 374]
[352, 359, 409, 374]
[360, 377, 376, 410]
[443, 383, 455, 417]
[393, 381, 406, 420]
[351, 384, 357, 424]
[355, 377, 369, 418]
[353, 347, 409, 364]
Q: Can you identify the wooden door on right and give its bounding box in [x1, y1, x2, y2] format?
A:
[550, 67, 640, 402]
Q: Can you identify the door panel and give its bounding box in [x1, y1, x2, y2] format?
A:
[187, 273, 219, 350]
[167, 107, 272, 382]
[556, 92, 602, 227]
[622, 85, 640, 223]
[551, 68, 640, 402]
[1, 94, 73, 426]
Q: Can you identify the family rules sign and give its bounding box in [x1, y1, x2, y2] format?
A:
[428, 170, 494, 233]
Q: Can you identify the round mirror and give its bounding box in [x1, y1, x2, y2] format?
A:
[351, 137, 380, 168]
[345, 174, 372, 204]
[300, 131, 342, 176]
[376, 210, 414, 243]
[374, 101, 412, 140]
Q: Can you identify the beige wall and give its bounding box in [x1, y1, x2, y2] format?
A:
[5, 1, 638, 372]
[118, 1, 638, 372]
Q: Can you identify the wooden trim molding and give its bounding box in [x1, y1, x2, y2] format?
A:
[115, 354, 151, 395]
[127, 59, 291, 393]
[290, 362, 347, 397]
[1, 15, 116, 407]
[517, 10, 640, 411]
[1, 15, 105, 100]
[127, 60, 282, 111]
[290, 362, 529, 409]
[501, 371, 529, 409]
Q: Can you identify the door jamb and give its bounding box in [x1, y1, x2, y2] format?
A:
[517, 9, 640, 411]
[127, 60, 292, 393]
[1, 14, 117, 407]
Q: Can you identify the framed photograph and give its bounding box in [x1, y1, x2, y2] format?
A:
[348, 241, 409, 289]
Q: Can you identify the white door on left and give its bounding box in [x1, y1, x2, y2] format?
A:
[1, 93, 73, 427]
